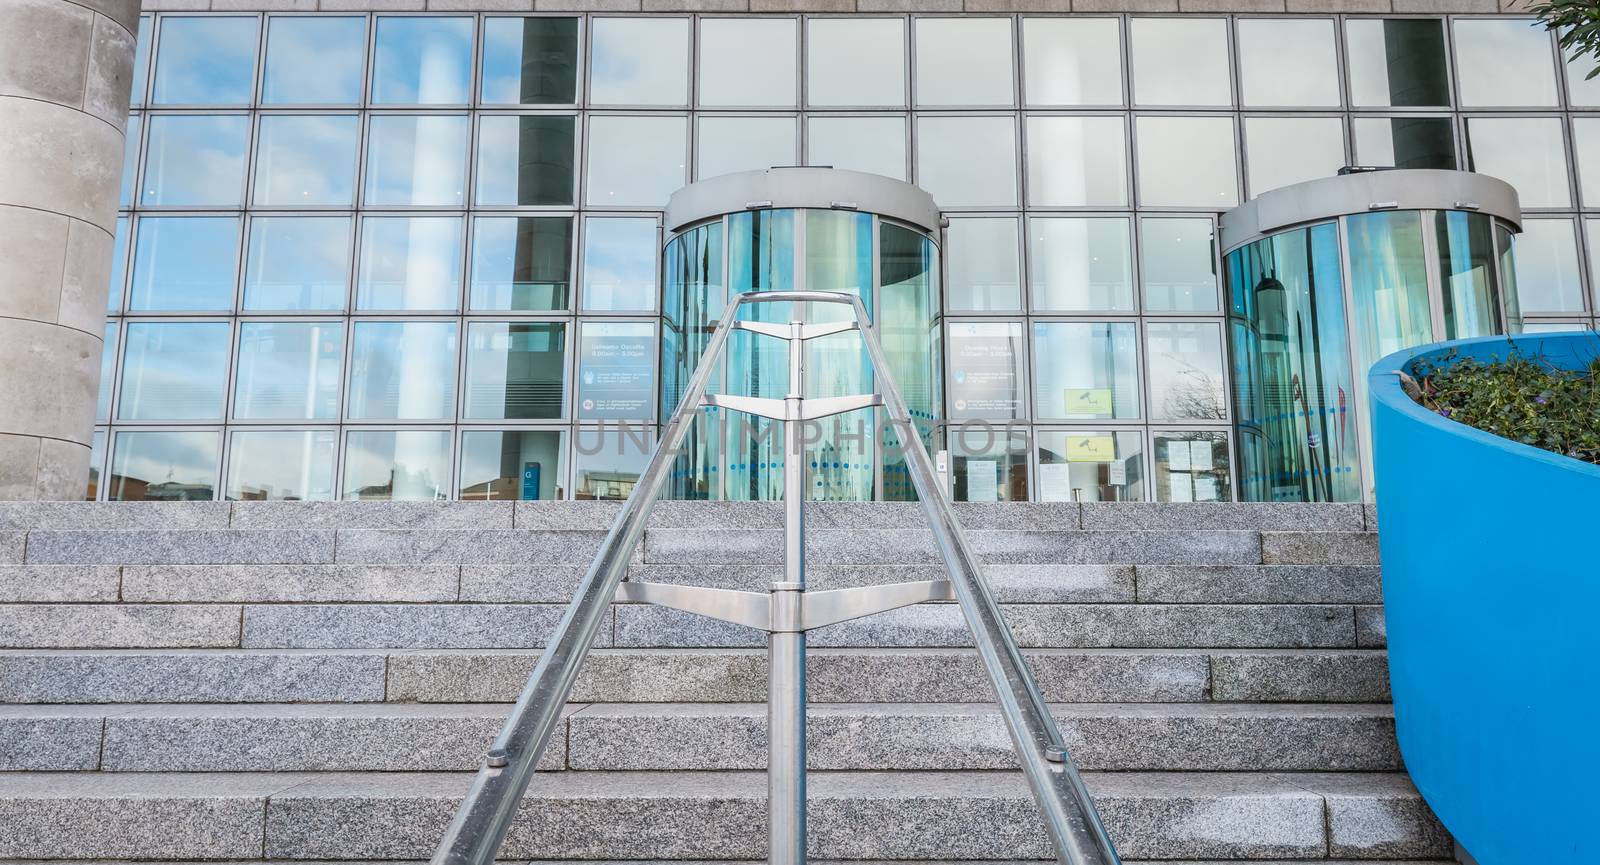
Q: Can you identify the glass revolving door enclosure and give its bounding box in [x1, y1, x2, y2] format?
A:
[660, 168, 942, 501]
[1221, 169, 1522, 502]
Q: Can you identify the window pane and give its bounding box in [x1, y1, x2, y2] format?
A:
[1141, 217, 1217, 312]
[1466, 117, 1569, 208]
[474, 115, 575, 205]
[371, 17, 472, 104]
[1022, 18, 1122, 106]
[1038, 429, 1143, 502]
[470, 216, 572, 311]
[1585, 219, 1600, 311]
[263, 17, 365, 105]
[141, 115, 248, 206]
[1346, 19, 1449, 107]
[1244, 116, 1346, 196]
[346, 321, 458, 420]
[87, 429, 105, 500]
[1032, 321, 1140, 420]
[227, 430, 338, 501]
[577, 321, 656, 420]
[1154, 432, 1231, 502]
[118, 322, 230, 420]
[915, 18, 1013, 106]
[581, 217, 657, 312]
[109, 431, 219, 501]
[1130, 18, 1231, 107]
[950, 426, 1028, 502]
[1028, 217, 1133, 312]
[574, 426, 650, 499]
[97, 322, 116, 421]
[806, 116, 906, 181]
[356, 216, 463, 311]
[151, 17, 257, 105]
[697, 116, 796, 180]
[108, 216, 129, 313]
[464, 322, 567, 419]
[1513, 219, 1585, 314]
[808, 18, 904, 107]
[1453, 19, 1557, 107]
[1237, 19, 1339, 107]
[1135, 116, 1237, 208]
[1567, 49, 1600, 107]
[1146, 321, 1227, 421]
[585, 115, 687, 207]
[254, 114, 359, 206]
[947, 218, 1021, 312]
[1346, 210, 1434, 382]
[916, 116, 1017, 207]
[590, 18, 688, 106]
[481, 17, 578, 105]
[121, 114, 140, 207]
[700, 18, 796, 107]
[130, 216, 239, 311]
[233, 321, 344, 420]
[947, 321, 1024, 420]
[1025, 115, 1127, 207]
[364, 115, 469, 206]
[460, 430, 566, 500]
[244, 216, 351, 311]
[131, 17, 151, 105]
[343, 430, 451, 500]
[1351, 117, 1455, 170]
[1573, 118, 1600, 207]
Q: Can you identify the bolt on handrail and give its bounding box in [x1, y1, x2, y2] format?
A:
[428, 289, 1121, 865]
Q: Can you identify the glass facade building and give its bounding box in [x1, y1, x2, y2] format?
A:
[96, 10, 1600, 503]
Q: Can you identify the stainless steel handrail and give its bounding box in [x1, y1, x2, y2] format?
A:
[429, 289, 1120, 865]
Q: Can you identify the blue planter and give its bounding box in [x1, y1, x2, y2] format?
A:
[1369, 332, 1600, 865]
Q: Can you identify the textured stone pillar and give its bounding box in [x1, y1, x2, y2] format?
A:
[0, 0, 136, 499]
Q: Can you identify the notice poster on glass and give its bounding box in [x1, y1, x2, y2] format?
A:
[967, 459, 999, 501]
[1190, 439, 1214, 471]
[1107, 461, 1127, 487]
[1169, 473, 1194, 502]
[949, 322, 1022, 418]
[1038, 461, 1071, 501]
[578, 321, 655, 419]
[1065, 434, 1116, 462]
[1167, 441, 1192, 471]
[1194, 475, 1219, 502]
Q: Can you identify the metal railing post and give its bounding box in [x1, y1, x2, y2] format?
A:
[770, 317, 808, 865]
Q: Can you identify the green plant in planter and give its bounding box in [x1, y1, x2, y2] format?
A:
[1402, 346, 1600, 466]
[1531, 0, 1600, 81]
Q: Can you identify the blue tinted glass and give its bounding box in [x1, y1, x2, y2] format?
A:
[577, 320, 656, 420]
[109, 431, 221, 501]
[131, 17, 152, 104]
[357, 216, 463, 310]
[97, 323, 117, 421]
[120, 115, 141, 207]
[581, 217, 657, 311]
[254, 114, 359, 206]
[347, 321, 459, 420]
[364, 115, 469, 205]
[481, 17, 578, 104]
[118, 322, 231, 420]
[141, 114, 249, 206]
[151, 17, 258, 105]
[263, 17, 366, 104]
[108, 216, 129, 313]
[234, 322, 344, 420]
[244, 216, 350, 311]
[372, 17, 473, 104]
[469, 216, 573, 311]
[130, 217, 240, 311]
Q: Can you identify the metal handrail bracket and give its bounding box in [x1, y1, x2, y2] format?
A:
[428, 289, 1122, 865]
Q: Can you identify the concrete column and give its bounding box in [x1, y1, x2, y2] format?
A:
[0, 0, 137, 499]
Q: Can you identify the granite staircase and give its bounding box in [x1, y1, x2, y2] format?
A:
[0, 500, 1451, 864]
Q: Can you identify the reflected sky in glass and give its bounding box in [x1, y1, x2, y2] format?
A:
[371, 17, 472, 104]
[482, 17, 578, 105]
[108, 216, 129, 313]
[234, 321, 344, 420]
[244, 216, 350, 311]
[915, 18, 1013, 106]
[589, 18, 688, 106]
[471, 216, 573, 312]
[584, 115, 686, 207]
[808, 18, 904, 107]
[1131, 18, 1231, 107]
[343, 430, 451, 500]
[118, 322, 230, 420]
[228, 430, 338, 501]
[364, 115, 469, 206]
[141, 114, 248, 206]
[131, 16, 151, 104]
[916, 115, 1016, 207]
[474, 115, 575, 206]
[130, 217, 239, 311]
[98, 323, 116, 421]
[1146, 321, 1227, 422]
[1453, 19, 1557, 107]
[1141, 217, 1217, 312]
[121, 115, 140, 207]
[356, 216, 463, 310]
[1033, 321, 1140, 420]
[1029, 217, 1134, 312]
[1135, 116, 1237, 208]
[151, 16, 257, 105]
[1514, 219, 1586, 314]
[1572, 118, 1600, 207]
[1022, 18, 1122, 106]
[1244, 116, 1346, 196]
[263, 17, 366, 104]
[1237, 19, 1340, 107]
[582, 217, 657, 312]
[697, 116, 795, 180]
[1467, 117, 1570, 208]
[110, 431, 220, 501]
[347, 321, 458, 420]
[254, 115, 359, 206]
[807, 116, 906, 181]
[1025, 115, 1127, 207]
[700, 19, 796, 107]
[946, 218, 1021, 312]
[1345, 19, 1449, 107]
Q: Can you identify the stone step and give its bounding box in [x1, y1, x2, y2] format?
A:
[0, 770, 1448, 861]
[0, 702, 1399, 773]
[0, 861, 1456, 865]
[0, 648, 1392, 704]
